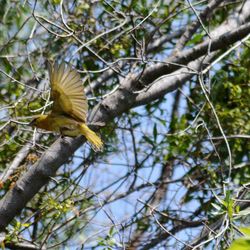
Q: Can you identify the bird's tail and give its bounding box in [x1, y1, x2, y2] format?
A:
[79, 123, 103, 151]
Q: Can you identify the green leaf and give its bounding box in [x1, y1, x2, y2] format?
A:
[186, 33, 204, 46]
[109, 226, 115, 236]
[52, 0, 60, 4]
[153, 124, 157, 141]
[240, 228, 250, 237]
[228, 238, 250, 250]
[143, 136, 154, 146]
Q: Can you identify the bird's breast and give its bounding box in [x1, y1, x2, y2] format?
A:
[46, 114, 81, 136]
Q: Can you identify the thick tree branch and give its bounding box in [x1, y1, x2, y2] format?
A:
[135, 21, 250, 89]
[173, 0, 224, 54]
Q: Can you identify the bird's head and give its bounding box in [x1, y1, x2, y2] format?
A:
[29, 115, 48, 127]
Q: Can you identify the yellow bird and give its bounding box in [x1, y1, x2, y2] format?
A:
[30, 62, 103, 151]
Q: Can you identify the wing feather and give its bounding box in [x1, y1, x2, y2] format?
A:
[49, 62, 88, 122]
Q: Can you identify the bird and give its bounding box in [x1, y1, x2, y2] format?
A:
[30, 62, 103, 151]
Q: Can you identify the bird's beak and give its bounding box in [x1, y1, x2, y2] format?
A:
[29, 119, 36, 126]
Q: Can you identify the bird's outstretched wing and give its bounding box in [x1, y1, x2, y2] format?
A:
[48, 62, 88, 122]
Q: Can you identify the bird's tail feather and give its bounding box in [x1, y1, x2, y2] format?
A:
[79, 123, 103, 151]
